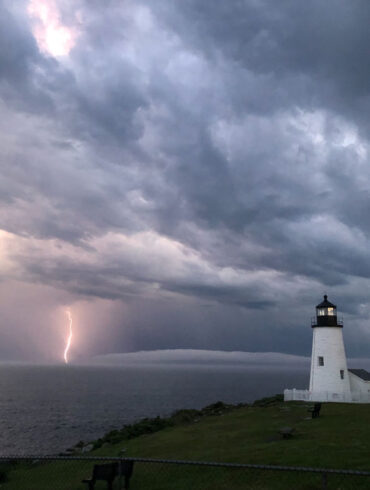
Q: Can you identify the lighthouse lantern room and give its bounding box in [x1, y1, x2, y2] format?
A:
[314, 295, 339, 327]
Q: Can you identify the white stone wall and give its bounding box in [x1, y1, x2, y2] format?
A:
[309, 327, 351, 397]
[349, 372, 370, 395]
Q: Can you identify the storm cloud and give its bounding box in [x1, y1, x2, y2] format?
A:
[1, 0, 370, 361]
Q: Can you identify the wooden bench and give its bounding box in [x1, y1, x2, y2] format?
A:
[82, 461, 134, 489]
[308, 403, 321, 419]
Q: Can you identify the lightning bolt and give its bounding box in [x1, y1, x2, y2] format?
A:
[64, 309, 73, 364]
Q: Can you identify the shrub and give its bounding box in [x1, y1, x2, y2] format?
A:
[252, 394, 284, 407]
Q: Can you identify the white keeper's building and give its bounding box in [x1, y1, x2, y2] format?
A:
[284, 295, 370, 403]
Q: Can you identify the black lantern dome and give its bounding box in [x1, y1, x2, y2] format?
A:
[312, 295, 342, 327]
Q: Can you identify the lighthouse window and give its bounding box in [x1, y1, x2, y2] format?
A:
[318, 356, 324, 366]
[340, 370, 344, 379]
[317, 307, 335, 316]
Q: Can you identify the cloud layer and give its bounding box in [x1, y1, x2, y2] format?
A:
[1, 1, 370, 361]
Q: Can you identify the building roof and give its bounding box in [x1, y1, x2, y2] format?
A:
[348, 369, 370, 381]
[316, 295, 336, 309]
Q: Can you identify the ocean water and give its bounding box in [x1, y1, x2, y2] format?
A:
[0, 364, 308, 455]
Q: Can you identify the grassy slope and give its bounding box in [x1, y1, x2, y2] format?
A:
[97, 401, 370, 468]
[4, 400, 370, 489]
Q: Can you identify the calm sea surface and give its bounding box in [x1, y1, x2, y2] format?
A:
[0, 364, 308, 455]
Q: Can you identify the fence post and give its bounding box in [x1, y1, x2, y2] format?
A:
[321, 472, 328, 489]
[118, 460, 122, 489]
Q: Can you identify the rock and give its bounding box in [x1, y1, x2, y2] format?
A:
[278, 427, 295, 439]
[82, 444, 94, 453]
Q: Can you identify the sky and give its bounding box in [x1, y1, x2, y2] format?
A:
[1, 0, 370, 362]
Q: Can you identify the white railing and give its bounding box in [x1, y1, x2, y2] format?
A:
[284, 389, 310, 401]
[284, 389, 370, 403]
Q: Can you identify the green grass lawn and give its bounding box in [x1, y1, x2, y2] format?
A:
[3, 399, 370, 489]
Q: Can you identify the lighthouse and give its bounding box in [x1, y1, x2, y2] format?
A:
[309, 295, 351, 401]
[284, 295, 370, 403]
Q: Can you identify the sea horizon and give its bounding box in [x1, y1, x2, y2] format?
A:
[1, 348, 370, 369]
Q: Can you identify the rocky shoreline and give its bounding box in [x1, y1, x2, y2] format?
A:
[62, 394, 283, 456]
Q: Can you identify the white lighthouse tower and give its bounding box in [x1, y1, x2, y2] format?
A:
[285, 295, 370, 403]
[309, 295, 351, 402]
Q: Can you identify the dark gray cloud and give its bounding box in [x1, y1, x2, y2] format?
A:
[1, 0, 370, 361]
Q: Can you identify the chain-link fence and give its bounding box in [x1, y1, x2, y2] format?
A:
[0, 456, 369, 489]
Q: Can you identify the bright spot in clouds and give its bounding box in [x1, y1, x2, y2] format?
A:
[28, 0, 79, 57]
